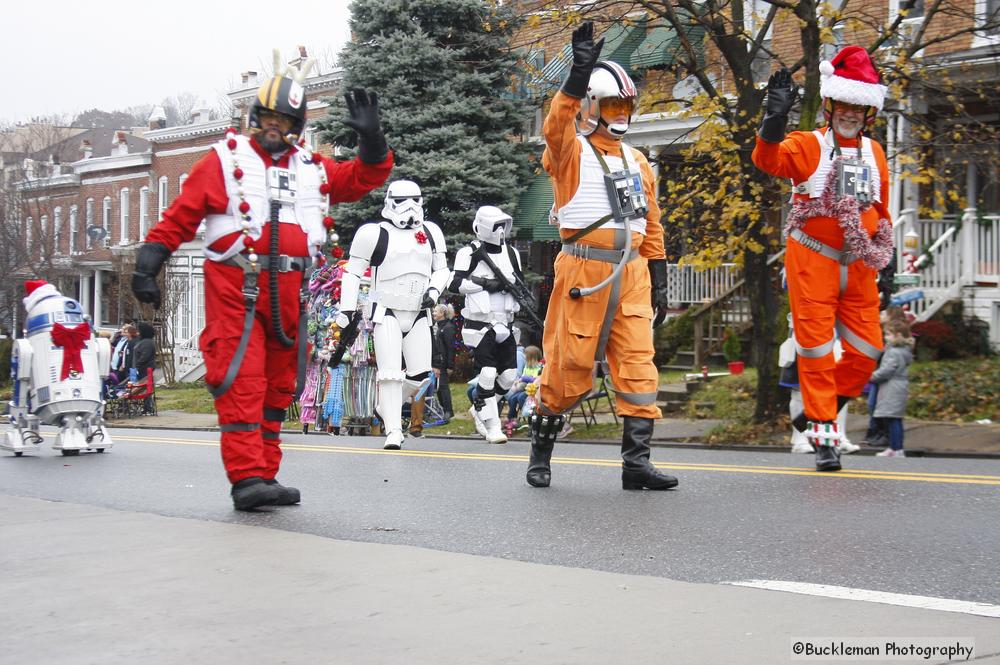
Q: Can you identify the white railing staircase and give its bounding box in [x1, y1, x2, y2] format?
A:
[174, 327, 206, 383]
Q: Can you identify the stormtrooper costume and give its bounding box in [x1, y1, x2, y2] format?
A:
[449, 206, 523, 444]
[337, 180, 449, 450]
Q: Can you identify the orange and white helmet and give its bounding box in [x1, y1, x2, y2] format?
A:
[577, 61, 638, 137]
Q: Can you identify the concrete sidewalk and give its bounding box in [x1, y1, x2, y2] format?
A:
[4, 494, 998, 665]
[105, 409, 1000, 457]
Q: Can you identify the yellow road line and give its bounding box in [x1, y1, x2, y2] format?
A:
[105, 433, 1000, 486]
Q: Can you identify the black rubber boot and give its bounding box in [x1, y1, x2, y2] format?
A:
[231, 477, 283, 511]
[621, 416, 679, 490]
[526, 414, 563, 488]
[265, 479, 301, 505]
[814, 444, 842, 472]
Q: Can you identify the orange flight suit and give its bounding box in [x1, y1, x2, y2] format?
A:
[753, 126, 891, 422]
[538, 92, 664, 419]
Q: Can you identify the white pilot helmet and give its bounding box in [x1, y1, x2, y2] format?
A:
[381, 180, 424, 229]
[577, 61, 638, 137]
[472, 205, 513, 245]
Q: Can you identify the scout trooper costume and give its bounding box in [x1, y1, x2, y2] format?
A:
[450, 206, 523, 444]
[337, 180, 449, 450]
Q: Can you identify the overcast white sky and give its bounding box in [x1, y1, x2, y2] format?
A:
[2, 0, 353, 124]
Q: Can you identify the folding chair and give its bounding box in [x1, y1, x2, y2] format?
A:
[410, 373, 448, 429]
[123, 368, 157, 417]
[572, 364, 618, 427]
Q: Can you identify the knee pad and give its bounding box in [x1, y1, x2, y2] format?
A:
[497, 368, 518, 393]
[478, 366, 498, 390]
[377, 368, 406, 382]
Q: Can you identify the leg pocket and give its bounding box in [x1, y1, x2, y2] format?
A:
[559, 318, 602, 372]
[200, 320, 242, 387]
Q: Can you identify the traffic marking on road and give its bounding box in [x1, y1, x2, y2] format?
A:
[725, 580, 1000, 618]
[108, 434, 1000, 486]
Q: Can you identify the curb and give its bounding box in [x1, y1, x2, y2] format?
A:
[101, 422, 1000, 460]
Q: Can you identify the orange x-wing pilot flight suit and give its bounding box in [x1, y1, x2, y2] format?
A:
[539, 91, 664, 420]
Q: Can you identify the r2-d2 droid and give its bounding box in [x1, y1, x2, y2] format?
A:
[3, 280, 114, 456]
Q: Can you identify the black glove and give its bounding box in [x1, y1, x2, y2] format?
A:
[878, 255, 898, 311]
[561, 21, 605, 99]
[131, 242, 171, 309]
[471, 275, 506, 294]
[648, 259, 670, 327]
[758, 68, 797, 143]
[421, 288, 439, 310]
[343, 88, 388, 164]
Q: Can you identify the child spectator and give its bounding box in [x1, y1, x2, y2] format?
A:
[504, 345, 543, 435]
[871, 318, 914, 458]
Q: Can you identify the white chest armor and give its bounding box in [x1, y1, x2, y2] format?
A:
[556, 135, 647, 235]
[463, 243, 520, 323]
[373, 222, 434, 311]
[203, 135, 327, 261]
[792, 130, 881, 202]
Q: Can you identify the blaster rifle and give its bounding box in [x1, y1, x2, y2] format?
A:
[329, 311, 363, 367]
[473, 245, 545, 329]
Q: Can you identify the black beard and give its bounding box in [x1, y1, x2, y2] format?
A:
[257, 132, 288, 153]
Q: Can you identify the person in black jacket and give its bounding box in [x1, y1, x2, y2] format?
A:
[433, 304, 456, 421]
[131, 322, 157, 414]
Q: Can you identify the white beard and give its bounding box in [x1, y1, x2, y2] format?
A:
[833, 116, 862, 139]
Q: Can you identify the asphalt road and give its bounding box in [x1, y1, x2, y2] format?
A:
[3, 425, 999, 606]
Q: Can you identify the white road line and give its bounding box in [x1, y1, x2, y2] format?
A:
[725, 580, 1000, 618]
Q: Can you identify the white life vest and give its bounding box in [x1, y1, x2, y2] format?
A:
[203, 134, 327, 262]
[792, 129, 881, 202]
[556, 136, 648, 235]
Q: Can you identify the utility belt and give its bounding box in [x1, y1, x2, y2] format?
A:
[561, 242, 639, 265]
[222, 253, 313, 273]
[789, 229, 857, 266]
[462, 314, 514, 330]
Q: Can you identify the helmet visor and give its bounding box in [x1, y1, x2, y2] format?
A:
[599, 97, 635, 116]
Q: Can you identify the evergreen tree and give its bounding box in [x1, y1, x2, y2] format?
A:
[314, 0, 534, 242]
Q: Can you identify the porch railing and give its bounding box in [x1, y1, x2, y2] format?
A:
[174, 327, 206, 382]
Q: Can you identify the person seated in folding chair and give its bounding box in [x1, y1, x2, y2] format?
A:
[408, 324, 444, 438]
[504, 345, 542, 436]
[130, 323, 158, 415]
[450, 206, 525, 445]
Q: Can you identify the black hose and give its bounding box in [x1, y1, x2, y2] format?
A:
[269, 199, 295, 348]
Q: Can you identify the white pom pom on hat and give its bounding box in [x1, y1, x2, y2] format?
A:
[819, 60, 835, 77]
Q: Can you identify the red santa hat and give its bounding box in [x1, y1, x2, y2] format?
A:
[24, 280, 49, 296]
[819, 45, 887, 111]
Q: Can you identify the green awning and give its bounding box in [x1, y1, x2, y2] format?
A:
[630, 21, 706, 70]
[527, 44, 572, 98]
[513, 171, 558, 241]
[600, 20, 647, 76]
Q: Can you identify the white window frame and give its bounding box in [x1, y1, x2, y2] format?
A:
[69, 205, 79, 254]
[119, 188, 130, 244]
[26, 216, 33, 252]
[179, 172, 188, 192]
[158, 176, 169, 217]
[85, 198, 94, 249]
[973, 0, 1000, 46]
[193, 276, 206, 333]
[53, 207, 62, 255]
[139, 186, 150, 240]
[40, 215, 48, 254]
[102, 196, 112, 248]
[888, 0, 926, 56]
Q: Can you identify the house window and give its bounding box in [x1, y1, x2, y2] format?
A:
[119, 188, 130, 244]
[176, 275, 190, 341]
[158, 176, 169, 217]
[139, 186, 150, 239]
[85, 198, 94, 249]
[69, 205, 79, 254]
[40, 215, 48, 254]
[974, 0, 1000, 41]
[53, 207, 62, 254]
[102, 196, 112, 247]
[179, 172, 188, 192]
[26, 216, 33, 253]
[193, 277, 205, 332]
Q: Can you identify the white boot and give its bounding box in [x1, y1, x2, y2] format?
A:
[479, 397, 507, 445]
[836, 403, 859, 453]
[469, 405, 488, 439]
[377, 379, 404, 450]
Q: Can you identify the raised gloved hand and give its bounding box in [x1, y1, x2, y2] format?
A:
[561, 21, 605, 99]
[343, 88, 388, 164]
[471, 275, 506, 294]
[648, 259, 670, 327]
[878, 255, 898, 311]
[421, 288, 439, 310]
[131, 242, 171, 310]
[758, 68, 797, 143]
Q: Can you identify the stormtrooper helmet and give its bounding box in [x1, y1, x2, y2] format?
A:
[472, 205, 513, 245]
[381, 180, 424, 229]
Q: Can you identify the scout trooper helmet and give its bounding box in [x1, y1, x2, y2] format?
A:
[472, 205, 513, 245]
[381, 180, 424, 229]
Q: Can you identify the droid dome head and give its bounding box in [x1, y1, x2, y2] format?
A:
[382, 180, 424, 229]
[472, 206, 513, 245]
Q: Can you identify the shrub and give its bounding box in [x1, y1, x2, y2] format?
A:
[654, 310, 694, 366]
[722, 327, 742, 362]
[0, 337, 12, 384]
[911, 319, 960, 360]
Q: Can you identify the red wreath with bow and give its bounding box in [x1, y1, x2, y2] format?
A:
[51, 322, 91, 380]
